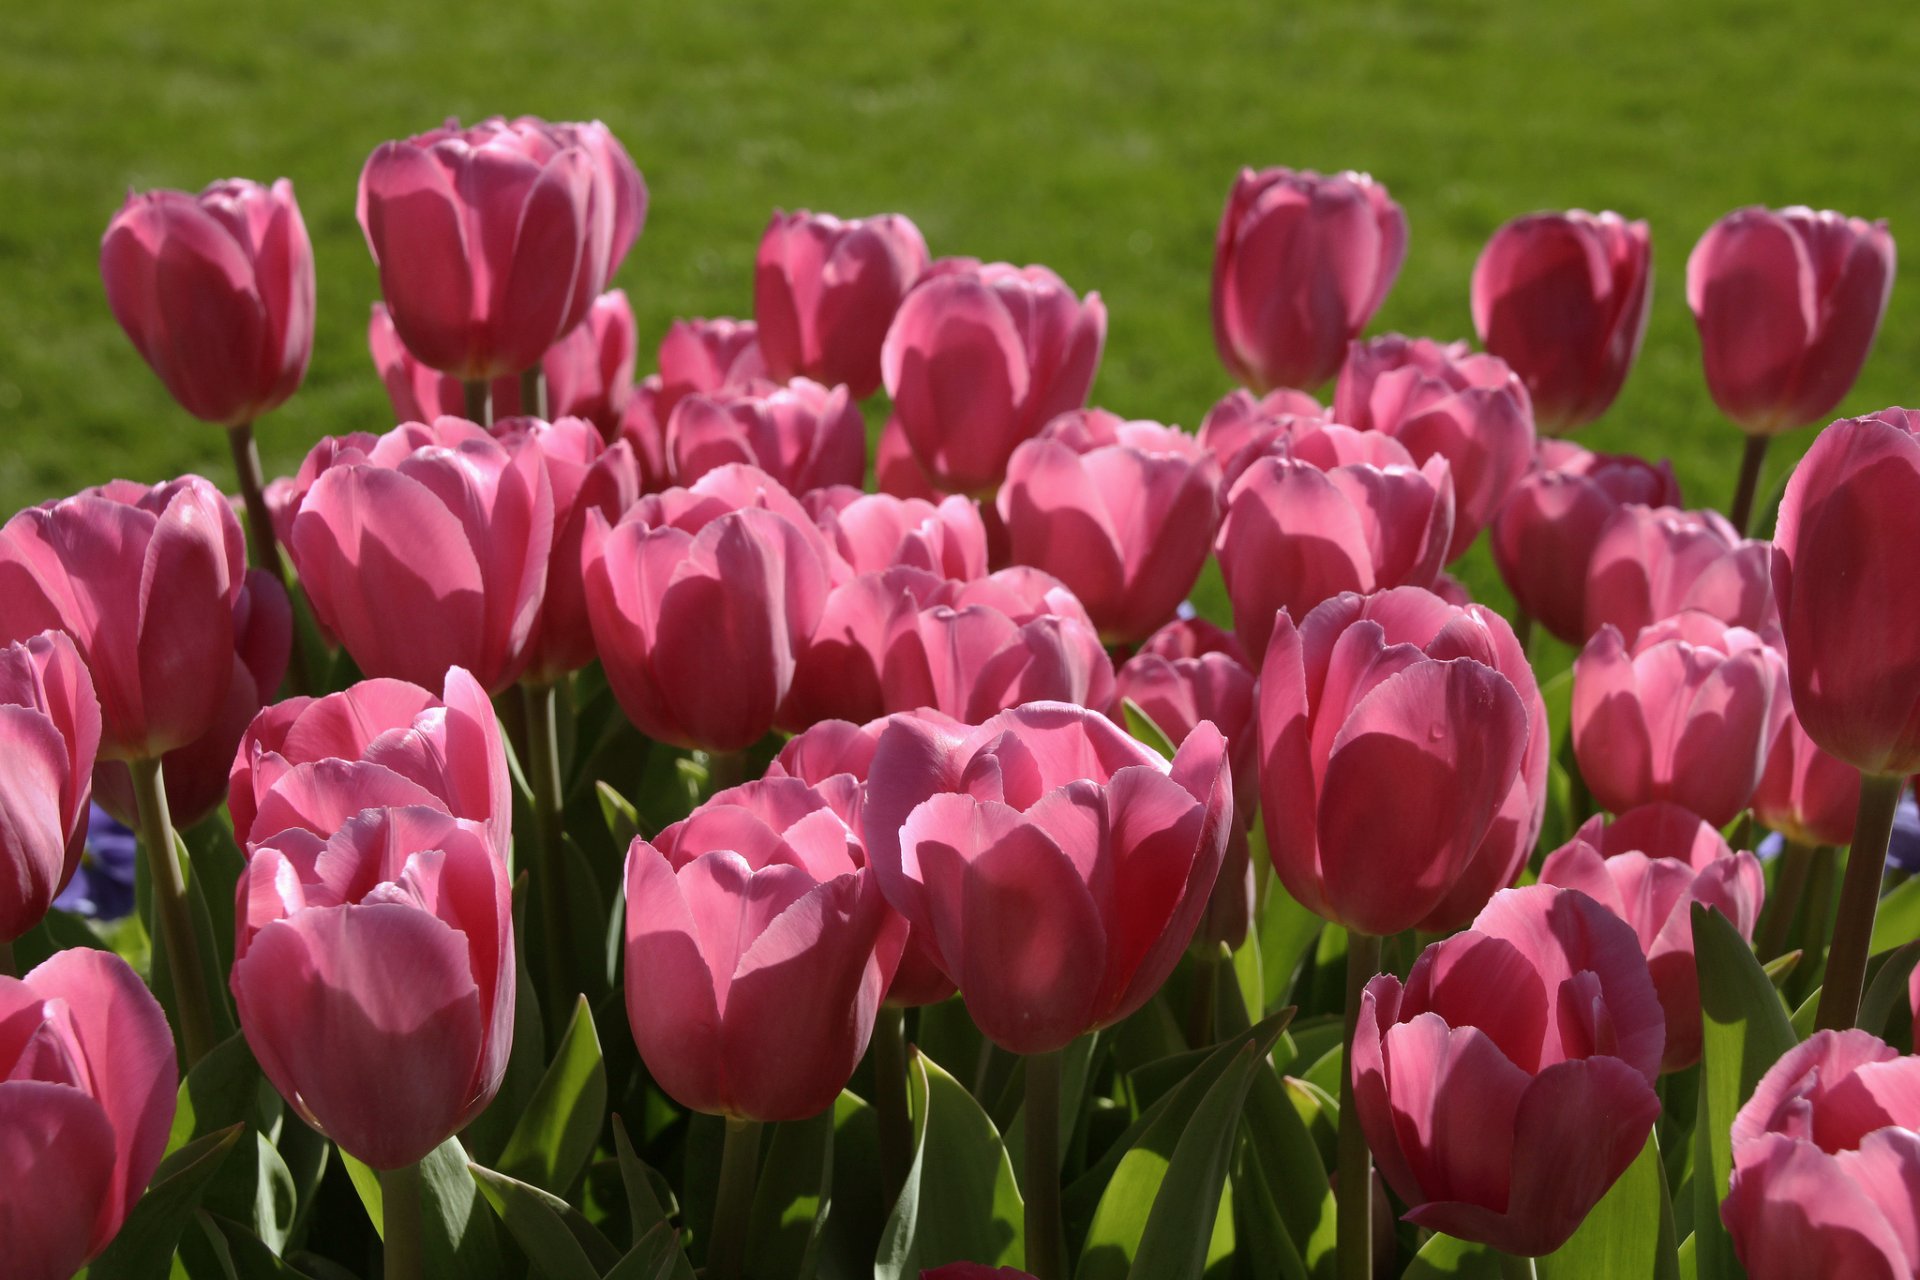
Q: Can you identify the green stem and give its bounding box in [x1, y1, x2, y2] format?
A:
[520, 367, 548, 421]
[1337, 931, 1384, 1280]
[1498, 1253, 1539, 1280]
[1757, 840, 1816, 960]
[1728, 434, 1771, 535]
[1186, 946, 1219, 1048]
[380, 1159, 424, 1280]
[1024, 1048, 1067, 1280]
[704, 749, 748, 796]
[521, 680, 572, 1024]
[130, 756, 215, 1066]
[707, 1116, 763, 1280]
[0, 936, 14, 978]
[1817, 773, 1906, 1030]
[1513, 608, 1534, 659]
[226, 420, 309, 696]
[463, 379, 492, 427]
[873, 1006, 912, 1215]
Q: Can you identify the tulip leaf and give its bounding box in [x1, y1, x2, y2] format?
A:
[874, 1049, 1025, 1279]
[466, 880, 550, 1164]
[814, 1090, 887, 1280]
[470, 1163, 618, 1280]
[182, 1210, 322, 1279]
[1240, 1051, 1335, 1274]
[342, 1136, 505, 1280]
[1400, 1232, 1502, 1278]
[1233, 1139, 1310, 1280]
[609, 1115, 698, 1278]
[1538, 1130, 1678, 1280]
[597, 779, 642, 849]
[1120, 698, 1179, 760]
[1858, 941, 1920, 1038]
[1254, 828, 1324, 1015]
[166, 1031, 265, 1155]
[607, 1222, 700, 1280]
[86, 1122, 245, 1280]
[136, 830, 239, 1049]
[1870, 874, 1920, 953]
[745, 1107, 833, 1280]
[1788, 988, 1821, 1039]
[497, 996, 608, 1196]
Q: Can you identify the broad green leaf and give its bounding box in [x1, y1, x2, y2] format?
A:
[597, 779, 642, 849]
[746, 1109, 833, 1280]
[191, 1211, 322, 1278]
[342, 1136, 505, 1280]
[470, 1164, 614, 1280]
[1789, 989, 1821, 1039]
[166, 1032, 265, 1155]
[610, 1116, 696, 1280]
[1859, 941, 1920, 1038]
[87, 1124, 244, 1280]
[608, 1223, 701, 1280]
[1120, 698, 1179, 759]
[1870, 874, 1920, 953]
[1233, 1142, 1309, 1280]
[1401, 1232, 1501, 1278]
[1538, 1131, 1678, 1280]
[1241, 1057, 1335, 1274]
[497, 996, 608, 1196]
[1257, 844, 1323, 1015]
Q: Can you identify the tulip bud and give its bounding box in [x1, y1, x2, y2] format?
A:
[1195, 386, 1328, 495]
[668, 377, 866, 495]
[1753, 710, 1862, 849]
[875, 415, 950, 502]
[657, 317, 766, 415]
[805, 488, 988, 582]
[755, 209, 931, 397]
[0, 632, 100, 942]
[1584, 503, 1775, 642]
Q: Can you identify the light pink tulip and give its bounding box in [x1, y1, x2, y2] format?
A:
[657, 317, 766, 413]
[1195, 386, 1328, 494]
[0, 632, 100, 942]
[805, 487, 987, 581]
[1754, 710, 1862, 849]
[756, 209, 931, 397]
[875, 414, 952, 503]
[1584, 504, 1775, 642]
[1210, 167, 1407, 392]
[667, 377, 866, 495]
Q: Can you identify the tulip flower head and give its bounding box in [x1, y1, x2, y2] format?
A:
[0, 631, 100, 942]
[667, 376, 867, 495]
[1583, 503, 1775, 642]
[755, 209, 931, 397]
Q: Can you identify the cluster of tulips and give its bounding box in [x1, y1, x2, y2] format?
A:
[3, 115, 1917, 1280]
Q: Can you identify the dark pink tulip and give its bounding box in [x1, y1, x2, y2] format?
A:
[100, 178, 314, 427]
[875, 415, 950, 503]
[1354, 885, 1664, 1256]
[1722, 1030, 1920, 1279]
[0, 949, 176, 1280]
[881, 261, 1106, 494]
[1471, 211, 1653, 434]
[1584, 503, 1775, 642]
[921, 1268, 1037, 1280]
[999, 410, 1221, 643]
[667, 377, 866, 495]
[1258, 588, 1534, 936]
[288, 417, 553, 693]
[233, 805, 513, 1169]
[806, 487, 987, 581]
[1491, 440, 1683, 644]
[227, 666, 509, 860]
[583, 469, 834, 751]
[1335, 334, 1536, 559]
[756, 209, 931, 397]
[616, 379, 673, 493]
[657, 317, 766, 415]
[1573, 612, 1788, 826]
[623, 778, 906, 1119]
[864, 702, 1232, 1054]
[1688, 207, 1896, 434]
[1754, 710, 1862, 848]
[1215, 423, 1454, 662]
[1195, 386, 1328, 494]
[1136, 616, 1250, 666]
[357, 115, 644, 379]
[1540, 805, 1764, 1071]
[1210, 167, 1407, 393]
[0, 632, 100, 942]
[0, 476, 241, 760]
[1773, 409, 1920, 776]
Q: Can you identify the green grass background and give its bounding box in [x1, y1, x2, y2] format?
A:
[4, 0, 1915, 588]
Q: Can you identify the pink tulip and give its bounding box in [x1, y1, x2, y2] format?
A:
[0, 476, 241, 760]
[1491, 440, 1683, 644]
[1258, 587, 1535, 936]
[921, 1268, 1037, 1280]
[1540, 805, 1765, 1071]
[1773, 409, 1920, 776]
[1754, 710, 1862, 849]
[657, 317, 766, 413]
[881, 261, 1106, 494]
[667, 377, 866, 495]
[1687, 207, 1895, 434]
[1573, 612, 1789, 826]
[357, 115, 645, 379]
[1195, 386, 1328, 494]
[864, 702, 1232, 1054]
[1215, 422, 1454, 662]
[999, 410, 1221, 643]
[1584, 504, 1775, 642]
[100, 178, 314, 427]
[1335, 334, 1536, 559]
[227, 666, 509, 861]
[756, 209, 931, 397]
[0, 632, 100, 942]
[0, 949, 177, 1280]
[624, 778, 906, 1119]
[288, 417, 553, 693]
[1471, 211, 1653, 433]
[1354, 885, 1665, 1256]
[805, 488, 987, 582]
[233, 805, 513, 1169]
[583, 468, 834, 751]
[1138, 616, 1249, 665]
[876, 415, 952, 503]
[1722, 1029, 1920, 1279]
[1210, 167, 1407, 393]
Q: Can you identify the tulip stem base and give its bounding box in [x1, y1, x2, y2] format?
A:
[520, 367, 548, 421]
[522, 680, 573, 1028]
[1498, 1253, 1538, 1279]
[1337, 930, 1383, 1280]
[380, 1159, 424, 1280]
[873, 1006, 911, 1214]
[464, 379, 492, 427]
[707, 1116, 762, 1280]
[1758, 840, 1818, 960]
[227, 420, 310, 696]
[1024, 1048, 1067, 1280]
[130, 755, 216, 1066]
[1816, 773, 1905, 1031]
[1728, 435, 1771, 535]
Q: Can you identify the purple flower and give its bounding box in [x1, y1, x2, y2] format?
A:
[53, 803, 138, 921]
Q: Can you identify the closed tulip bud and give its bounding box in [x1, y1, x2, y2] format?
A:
[1335, 334, 1536, 559]
[0, 949, 177, 1280]
[227, 666, 510, 861]
[1138, 616, 1250, 665]
[1491, 441, 1683, 643]
[806, 487, 986, 581]
[1471, 211, 1653, 434]
[1754, 710, 1862, 848]
[1354, 885, 1665, 1256]
[1584, 503, 1775, 642]
[1259, 587, 1535, 935]
[1540, 804, 1764, 1071]
[288, 418, 554, 693]
[1216, 423, 1455, 662]
[1210, 167, 1407, 393]
[999, 410, 1221, 643]
[0, 476, 242, 760]
[756, 209, 931, 397]
[876, 414, 950, 502]
[233, 805, 513, 1169]
[1722, 1029, 1920, 1279]
[1688, 207, 1895, 434]
[615, 378, 672, 492]
[1195, 386, 1328, 494]
[657, 317, 766, 415]
[882, 261, 1106, 495]
[624, 778, 907, 1119]
[667, 377, 866, 495]
[0, 632, 100, 942]
[1773, 409, 1920, 776]
[864, 702, 1232, 1054]
[1573, 612, 1789, 826]
[357, 115, 645, 379]
[100, 178, 314, 427]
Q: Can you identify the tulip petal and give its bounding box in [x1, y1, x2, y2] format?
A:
[0, 1079, 118, 1278]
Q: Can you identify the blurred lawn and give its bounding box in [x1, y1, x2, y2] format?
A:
[3, 0, 1916, 605]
